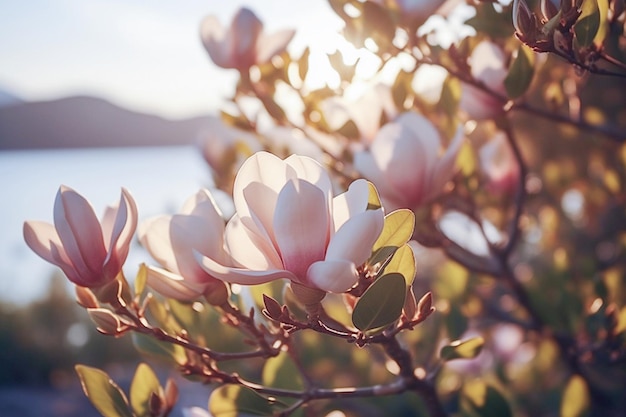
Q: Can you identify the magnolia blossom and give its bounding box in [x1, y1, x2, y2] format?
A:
[200, 7, 295, 70]
[354, 112, 464, 212]
[138, 190, 230, 301]
[198, 119, 261, 179]
[479, 133, 520, 195]
[23, 186, 138, 288]
[196, 152, 385, 293]
[459, 41, 508, 121]
[322, 82, 397, 146]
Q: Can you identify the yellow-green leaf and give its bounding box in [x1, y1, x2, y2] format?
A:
[135, 264, 147, 297]
[262, 352, 304, 391]
[575, 0, 600, 48]
[209, 385, 274, 417]
[352, 273, 406, 331]
[130, 363, 162, 417]
[504, 45, 534, 99]
[367, 181, 382, 210]
[440, 336, 484, 361]
[561, 375, 590, 417]
[461, 379, 512, 417]
[132, 333, 186, 365]
[75, 365, 133, 417]
[373, 209, 415, 251]
[383, 243, 416, 286]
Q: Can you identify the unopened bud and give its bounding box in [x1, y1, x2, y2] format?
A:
[417, 291, 433, 318]
[87, 308, 124, 335]
[403, 286, 418, 320]
[164, 378, 179, 409]
[513, 0, 534, 39]
[541, 0, 560, 20]
[149, 391, 164, 416]
[75, 286, 99, 309]
[204, 281, 230, 306]
[290, 283, 326, 314]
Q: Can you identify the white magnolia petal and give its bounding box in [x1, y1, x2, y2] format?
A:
[224, 214, 282, 270]
[138, 215, 178, 271]
[145, 266, 206, 301]
[255, 29, 295, 64]
[307, 259, 358, 293]
[284, 154, 333, 201]
[23, 220, 64, 266]
[196, 252, 295, 285]
[332, 179, 370, 231]
[326, 209, 384, 265]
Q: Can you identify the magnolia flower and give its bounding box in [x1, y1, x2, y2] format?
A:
[138, 189, 230, 301]
[200, 7, 295, 71]
[197, 152, 385, 293]
[198, 119, 261, 187]
[23, 186, 138, 288]
[479, 133, 520, 195]
[459, 41, 508, 121]
[354, 112, 464, 212]
[322, 82, 397, 146]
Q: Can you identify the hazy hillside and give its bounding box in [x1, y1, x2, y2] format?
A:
[0, 95, 219, 149]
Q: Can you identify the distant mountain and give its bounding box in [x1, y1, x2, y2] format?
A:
[0, 88, 23, 108]
[0, 95, 220, 149]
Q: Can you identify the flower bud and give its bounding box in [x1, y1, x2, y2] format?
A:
[87, 308, 125, 335]
[541, 0, 560, 20]
[513, 0, 534, 39]
[75, 286, 99, 309]
[290, 282, 326, 313]
[204, 281, 230, 306]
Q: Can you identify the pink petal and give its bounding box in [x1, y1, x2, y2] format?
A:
[256, 29, 295, 64]
[196, 252, 295, 285]
[200, 16, 233, 68]
[326, 209, 384, 265]
[284, 154, 333, 203]
[273, 179, 329, 280]
[231, 8, 263, 67]
[54, 186, 106, 277]
[103, 188, 138, 278]
[23, 220, 64, 266]
[427, 126, 464, 201]
[145, 266, 206, 301]
[307, 259, 358, 293]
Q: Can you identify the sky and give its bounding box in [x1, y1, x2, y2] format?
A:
[0, 0, 342, 119]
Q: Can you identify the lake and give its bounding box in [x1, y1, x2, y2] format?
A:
[0, 146, 215, 305]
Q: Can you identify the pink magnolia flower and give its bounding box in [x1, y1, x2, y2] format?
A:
[197, 152, 385, 293]
[479, 133, 520, 195]
[459, 41, 508, 121]
[200, 7, 295, 71]
[354, 112, 464, 212]
[23, 186, 138, 288]
[138, 189, 230, 301]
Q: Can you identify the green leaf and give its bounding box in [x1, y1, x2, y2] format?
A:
[135, 263, 147, 296]
[75, 365, 133, 417]
[373, 209, 415, 251]
[132, 333, 186, 365]
[465, 3, 513, 38]
[504, 45, 534, 99]
[366, 181, 382, 210]
[130, 363, 162, 417]
[574, 0, 600, 48]
[461, 380, 512, 417]
[209, 385, 275, 417]
[352, 273, 406, 331]
[561, 375, 590, 417]
[262, 352, 304, 391]
[383, 243, 416, 286]
[440, 336, 484, 361]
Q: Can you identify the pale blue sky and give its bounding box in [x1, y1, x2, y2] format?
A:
[0, 0, 341, 119]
